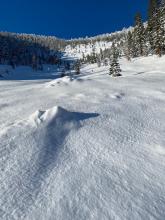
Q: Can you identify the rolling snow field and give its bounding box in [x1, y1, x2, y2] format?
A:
[0, 56, 165, 219]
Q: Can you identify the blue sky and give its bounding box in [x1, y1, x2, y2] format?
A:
[0, 0, 148, 39]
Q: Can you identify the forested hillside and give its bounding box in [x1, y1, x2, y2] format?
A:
[65, 0, 165, 64]
[0, 32, 66, 69]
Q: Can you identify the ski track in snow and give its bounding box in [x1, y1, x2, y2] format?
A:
[0, 56, 165, 219]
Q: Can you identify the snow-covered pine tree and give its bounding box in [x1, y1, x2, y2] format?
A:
[133, 12, 145, 57]
[97, 55, 101, 67]
[100, 48, 104, 60]
[109, 45, 122, 77]
[110, 42, 119, 59]
[147, 0, 160, 54]
[103, 58, 109, 66]
[109, 57, 122, 77]
[161, 1, 165, 54]
[123, 31, 134, 60]
[153, 3, 165, 56]
[74, 60, 81, 74]
[91, 51, 97, 64]
[82, 52, 86, 63]
[32, 54, 37, 71]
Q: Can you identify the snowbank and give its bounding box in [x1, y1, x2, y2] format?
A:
[45, 76, 74, 87]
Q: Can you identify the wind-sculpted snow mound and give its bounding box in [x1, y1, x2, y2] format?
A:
[0, 106, 98, 219]
[29, 106, 73, 126]
[45, 76, 73, 87]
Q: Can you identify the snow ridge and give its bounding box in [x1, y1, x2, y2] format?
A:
[0, 105, 99, 219]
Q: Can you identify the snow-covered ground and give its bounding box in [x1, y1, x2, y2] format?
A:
[0, 56, 165, 220]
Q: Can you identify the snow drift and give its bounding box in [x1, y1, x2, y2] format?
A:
[45, 76, 73, 87]
[0, 106, 98, 219]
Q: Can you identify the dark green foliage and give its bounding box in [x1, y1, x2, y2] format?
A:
[124, 31, 134, 60]
[109, 58, 122, 77]
[146, 0, 165, 55]
[133, 13, 145, 57]
[109, 45, 122, 77]
[0, 32, 65, 69]
[74, 61, 81, 74]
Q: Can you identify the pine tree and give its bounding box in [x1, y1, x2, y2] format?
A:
[147, 0, 160, 53]
[153, 3, 165, 56]
[74, 60, 81, 74]
[133, 12, 145, 57]
[103, 58, 109, 66]
[110, 42, 119, 59]
[161, 3, 165, 53]
[82, 52, 86, 63]
[32, 54, 37, 71]
[109, 46, 121, 77]
[109, 57, 121, 77]
[124, 31, 134, 60]
[91, 51, 97, 64]
[97, 55, 101, 67]
[100, 48, 104, 60]
[148, 0, 158, 19]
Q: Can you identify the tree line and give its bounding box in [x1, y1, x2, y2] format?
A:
[0, 32, 66, 70]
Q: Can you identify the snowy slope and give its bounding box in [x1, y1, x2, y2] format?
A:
[64, 27, 132, 59]
[0, 56, 165, 219]
[64, 41, 113, 59]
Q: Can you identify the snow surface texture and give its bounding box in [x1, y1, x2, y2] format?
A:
[0, 56, 165, 220]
